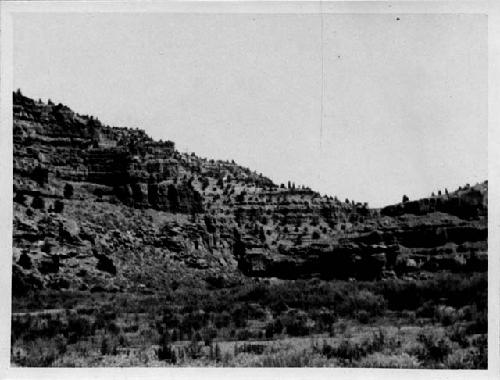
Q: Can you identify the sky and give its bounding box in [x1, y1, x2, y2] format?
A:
[13, 12, 487, 207]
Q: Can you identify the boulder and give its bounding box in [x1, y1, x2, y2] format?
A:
[59, 219, 81, 243]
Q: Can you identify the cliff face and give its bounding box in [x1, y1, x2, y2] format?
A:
[381, 184, 487, 220]
[13, 91, 202, 213]
[12, 91, 487, 294]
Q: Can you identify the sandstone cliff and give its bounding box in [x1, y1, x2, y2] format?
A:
[12, 90, 487, 294]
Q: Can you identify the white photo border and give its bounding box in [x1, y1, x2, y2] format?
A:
[1, 1, 498, 380]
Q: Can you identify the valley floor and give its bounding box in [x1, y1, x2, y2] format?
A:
[11, 272, 487, 368]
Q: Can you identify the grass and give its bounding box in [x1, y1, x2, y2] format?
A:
[11, 272, 487, 368]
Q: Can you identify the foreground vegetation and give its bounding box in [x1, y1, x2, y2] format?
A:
[11, 271, 487, 368]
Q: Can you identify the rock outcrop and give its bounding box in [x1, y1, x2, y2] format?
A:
[12, 90, 488, 293]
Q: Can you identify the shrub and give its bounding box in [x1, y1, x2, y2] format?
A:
[181, 311, 208, 331]
[32, 166, 49, 187]
[107, 321, 121, 335]
[356, 310, 370, 324]
[360, 352, 420, 368]
[417, 329, 453, 363]
[445, 350, 478, 369]
[279, 309, 311, 337]
[343, 289, 386, 317]
[365, 329, 387, 353]
[31, 196, 45, 210]
[14, 192, 26, 205]
[448, 325, 469, 348]
[465, 309, 487, 334]
[445, 334, 487, 370]
[67, 316, 92, 344]
[94, 188, 104, 199]
[416, 301, 435, 319]
[209, 342, 223, 362]
[470, 335, 487, 369]
[273, 318, 284, 335]
[230, 306, 248, 328]
[236, 329, 252, 341]
[214, 311, 231, 329]
[330, 339, 366, 362]
[284, 317, 310, 337]
[235, 343, 266, 356]
[161, 307, 180, 328]
[201, 326, 217, 346]
[264, 323, 275, 339]
[41, 239, 53, 254]
[15, 337, 63, 367]
[186, 334, 202, 359]
[435, 305, 456, 326]
[379, 273, 487, 312]
[63, 183, 73, 199]
[18, 252, 32, 269]
[252, 349, 330, 367]
[123, 324, 139, 333]
[313, 310, 336, 331]
[101, 336, 111, 355]
[158, 331, 177, 363]
[321, 329, 390, 365]
[53, 199, 64, 213]
[118, 334, 128, 346]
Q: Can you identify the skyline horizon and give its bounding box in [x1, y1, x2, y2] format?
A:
[13, 13, 487, 207]
[13, 87, 487, 209]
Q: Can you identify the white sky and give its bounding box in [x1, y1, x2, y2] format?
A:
[13, 13, 487, 207]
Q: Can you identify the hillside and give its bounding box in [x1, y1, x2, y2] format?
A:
[12, 90, 487, 294]
[11, 90, 488, 368]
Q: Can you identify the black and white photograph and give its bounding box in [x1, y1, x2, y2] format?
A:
[0, 0, 499, 377]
